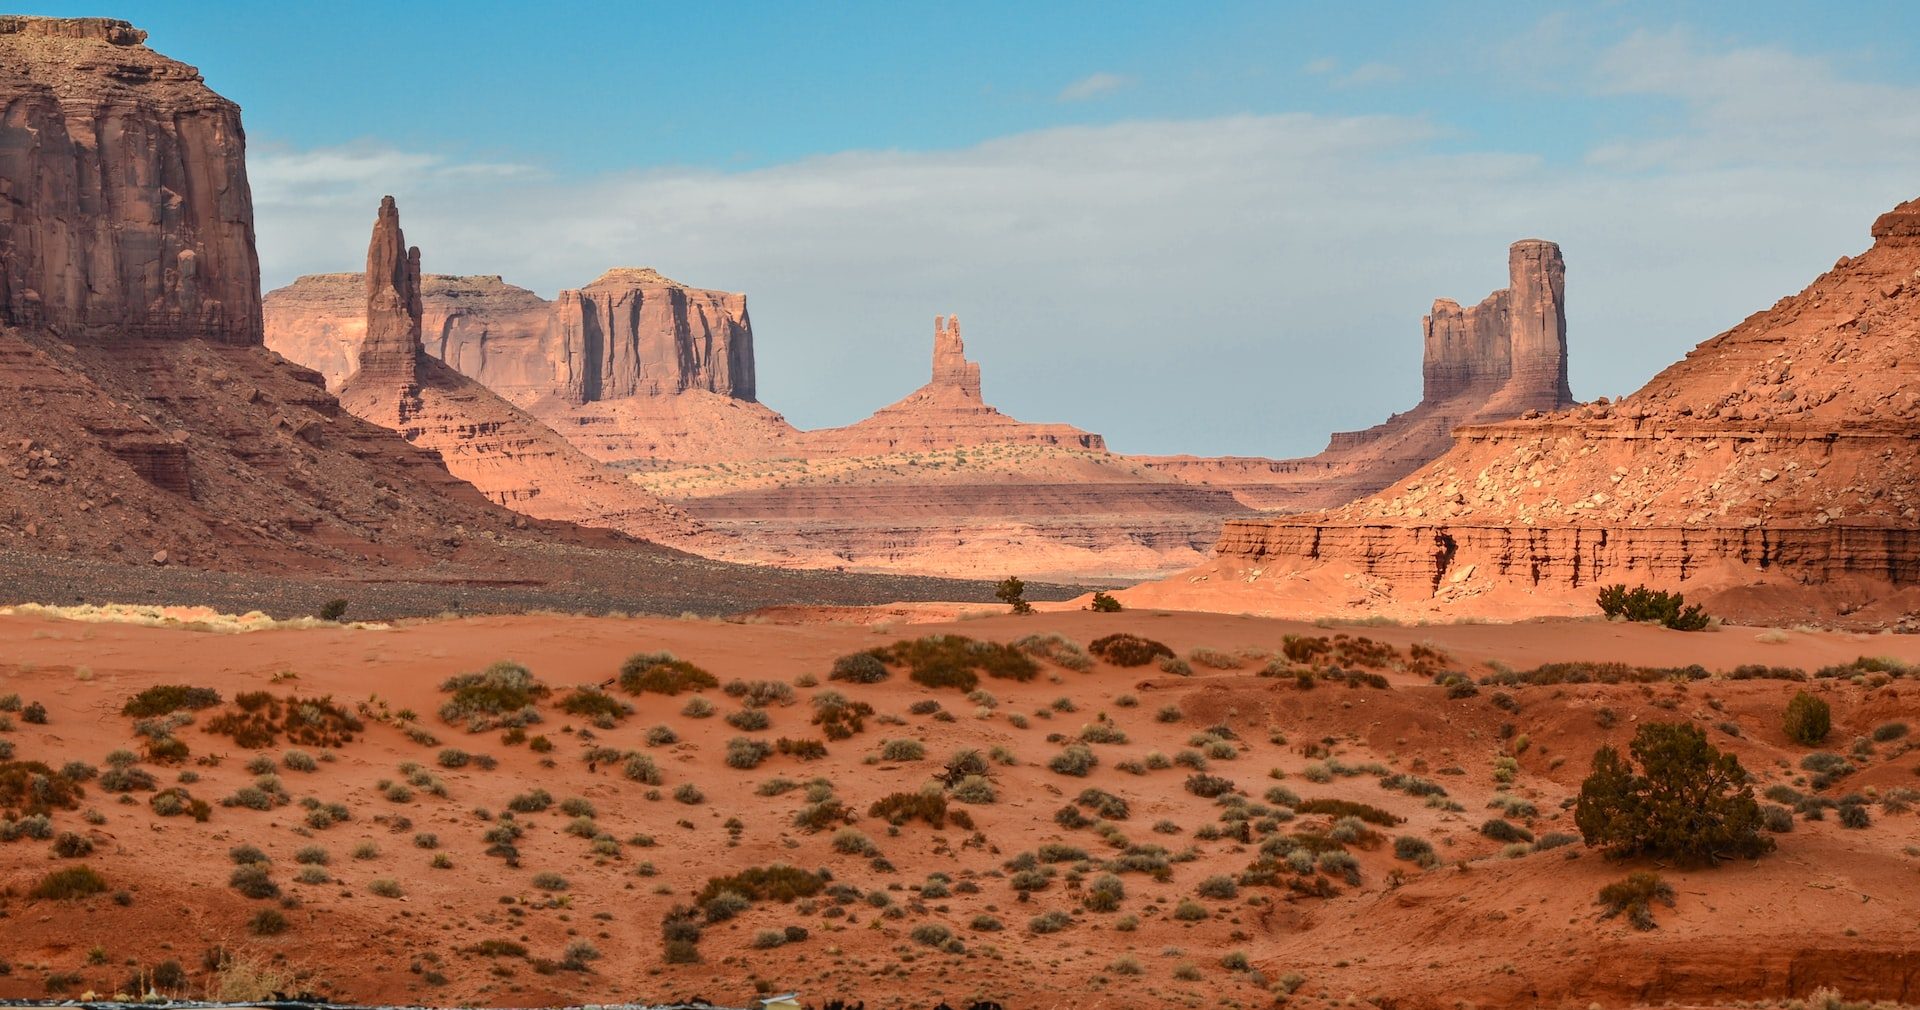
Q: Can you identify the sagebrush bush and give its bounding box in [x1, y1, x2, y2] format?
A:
[726, 737, 773, 770]
[30, 864, 108, 900]
[1087, 633, 1174, 667]
[879, 738, 926, 762]
[828, 652, 889, 684]
[867, 635, 1039, 691]
[438, 662, 548, 729]
[1048, 744, 1097, 777]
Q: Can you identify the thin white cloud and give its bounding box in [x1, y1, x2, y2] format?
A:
[247, 32, 1920, 458]
[1302, 56, 1339, 76]
[1336, 61, 1404, 88]
[1056, 71, 1133, 102]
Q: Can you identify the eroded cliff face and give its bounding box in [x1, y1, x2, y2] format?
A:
[1153, 200, 1920, 622]
[1136, 239, 1575, 509]
[332, 199, 733, 556]
[553, 268, 755, 404]
[0, 17, 259, 345]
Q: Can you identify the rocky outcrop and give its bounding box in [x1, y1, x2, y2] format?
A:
[1136, 240, 1575, 509]
[0, 17, 259, 345]
[265, 267, 756, 402]
[552, 268, 755, 404]
[802, 315, 1105, 455]
[333, 199, 730, 555]
[1158, 200, 1920, 622]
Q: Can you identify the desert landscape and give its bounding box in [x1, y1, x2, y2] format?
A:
[3, 8, 1920, 1010]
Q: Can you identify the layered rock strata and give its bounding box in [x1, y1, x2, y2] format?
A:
[333, 199, 725, 554]
[1160, 200, 1920, 619]
[0, 17, 259, 344]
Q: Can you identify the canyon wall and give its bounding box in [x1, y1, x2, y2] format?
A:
[0, 17, 260, 345]
[1146, 199, 1920, 622]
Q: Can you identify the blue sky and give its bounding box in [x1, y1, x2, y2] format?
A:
[27, 2, 1920, 455]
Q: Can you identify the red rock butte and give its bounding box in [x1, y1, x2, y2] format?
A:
[1136, 239, 1575, 511]
[1132, 199, 1920, 622]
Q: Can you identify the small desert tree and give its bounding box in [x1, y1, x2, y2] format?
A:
[1089, 591, 1122, 613]
[1574, 722, 1771, 864]
[995, 576, 1033, 615]
[1782, 691, 1831, 746]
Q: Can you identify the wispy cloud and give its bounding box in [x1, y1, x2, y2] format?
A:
[248, 33, 1920, 457]
[1056, 71, 1133, 102]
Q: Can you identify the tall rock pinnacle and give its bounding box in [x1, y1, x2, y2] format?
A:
[930, 314, 982, 400]
[1419, 239, 1571, 420]
[359, 195, 422, 391]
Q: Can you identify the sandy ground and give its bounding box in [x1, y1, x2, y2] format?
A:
[1, 607, 1919, 1009]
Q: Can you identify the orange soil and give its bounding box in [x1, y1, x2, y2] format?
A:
[1, 609, 1918, 1009]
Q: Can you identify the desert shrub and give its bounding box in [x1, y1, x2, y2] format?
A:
[879, 738, 926, 762]
[776, 737, 828, 760]
[1079, 721, 1127, 744]
[1013, 633, 1094, 672]
[100, 764, 158, 794]
[557, 687, 631, 723]
[1380, 773, 1448, 798]
[1171, 899, 1209, 921]
[1393, 835, 1437, 867]
[1872, 720, 1910, 743]
[870, 790, 950, 827]
[507, 788, 553, 813]
[149, 787, 210, 821]
[1049, 744, 1098, 777]
[1761, 804, 1795, 832]
[1596, 584, 1711, 631]
[1575, 722, 1771, 864]
[726, 737, 773, 770]
[1784, 691, 1832, 745]
[811, 692, 875, 741]
[294, 845, 329, 865]
[121, 685, 222, 718]
[681, 696, 715, 718]
[206, 693, 363, 748]
[1028, 909, 1073, 933]
[50, 831, 93, 858]
[1188, 647, 1244, 670]
[531, 871, 569, 892]
[1481, 818, 1534, 844]
[438, 662, 547, 729]
[1596, 871, 1674, 929]
[1196, 874, 1238, 899]
[618, 652, 717, 695]
[437, 748, 470, 769]
[725, 679, 798, 708]
[1839, 802, 1871, 829]
[1184, 773, 1235, 798]
[910, 922, 955, 948]
[726, 707, 772, 732]
[1090, 591, 1123, 612]
[1075, 787, 1129, 819]
[951, 774, 997, 804]
[828, 652, 889, 684]
[1295, 798, 1401, 825]
[623, 752, 664, 785]
[1087, 633, 1174, 667]
[229, 843, 268, 865]
[368, 878, 404, 898]
[30, 864, 107, 900]
[751, 929, 787, 950]
[228, 864, 279, 900]
[831, 827, 878, 855]
[0, 760, 85, 815]
[673, 783, 704, 805]
[250, 908, 289, 936]
[868, 635, 1039, 691]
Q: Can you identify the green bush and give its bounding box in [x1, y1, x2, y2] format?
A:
[618, 652, 718, 695]
[1294, 798, 1401, 825]
[828, 653, 889, 684]
[1595, 584, 1710, 631]
[1596, 871, 1674, 929]
[1089, 591, 1123, 612]
[1574, 722, 1771, 864]
[121, 685, 221, 718]
[439, 662, 548, 729]
[1783, 691, 1831, 746]
[867, 635, 1040, 691]
[30, 865, 107, 900]
[1048, 744, 1097, 777]
[1087, 633, 1174, 667]
[995, 576, 1033, 615]
[556, 688, 631, 723]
